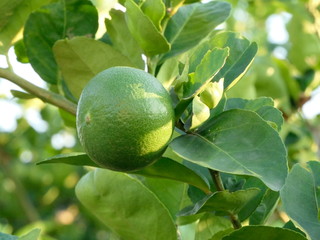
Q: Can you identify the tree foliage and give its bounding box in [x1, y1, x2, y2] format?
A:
[0, 0, 320, 239]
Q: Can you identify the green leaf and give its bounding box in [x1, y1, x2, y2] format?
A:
[14, 39, 29, 63]
[11, 90, 35, 99]
[141, 0, 166, 30]
[224, 97, 274, 111]
[134, 157, 211, 194]
[222, 226, 308, 240]
[179, 188, 260, 216]
[156, 57, 180, 90]
[287, 8, 320, 71]
[0, 228, 41, 240]
[170, 109, 288, 191]
[237, 177, 268, 221]
[209, 32, 258, 89]
[141, 178, 191, 220]
[283, 221, 307, 237]
[36, 152, 99, 167]
[200, 80, 224, 109]
[76, 169, 177, 240]
[162, 1, 231, 60]
[39, 152, 211, 194]
[187, 95, 210, 130]
[24, 0, 98, 84]
[280, 163, 320, 240]
[0, 0, 53, 54]
[0, 232, 18, 240]
[19, 228, 41, 240]
[249, 189, 279, 225]
[105, 9, 144, 69]
[183, 48, 229, 99]
[53, 37, 135, 99]
[210, 229, 234, 240]
[125, 0, 170, 56]
[225, 98, 283, 131]
[195, 213, 232, 240]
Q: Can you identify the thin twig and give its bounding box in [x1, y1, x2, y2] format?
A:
[0, 68, 77, 116]
[209, 169, 242, 229]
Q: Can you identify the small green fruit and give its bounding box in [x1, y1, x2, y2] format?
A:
[76, 67, 175, 172]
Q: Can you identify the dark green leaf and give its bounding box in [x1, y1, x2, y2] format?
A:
[183, 48, 229, 99]
[238, 178, 268, 221]
[134, 157, 211, 194]
[13, 39, 29, 63]
[76, 169, 178, 240]
[24, 0, 98, 84]
[170, 109, 288, 191]
[283, 221, 307, 237]
[179, 188, 260, 216]
[280, 163, 320, 240]
[11, 90, 35, 99]
[163, 1, 231, 60]
[37, 152, 99, 167]
[53, 37, 135, 99]
[249, 189, 279, 225]
[125, 0, 170, 56]
[105, 9, 144, 69]
[222, 226, 308, 240]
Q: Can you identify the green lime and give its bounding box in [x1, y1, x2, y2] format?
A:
[76, 67, 175, 172]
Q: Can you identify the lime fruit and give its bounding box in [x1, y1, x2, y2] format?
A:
[76, 66, 175, 172]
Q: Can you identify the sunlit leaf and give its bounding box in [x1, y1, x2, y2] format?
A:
[53, 37, 135, 99]
[125, 0, 170, 56]
[141, 177, 192, 220]
[76, 169, 178, 240]
[105, 9, 144, 69]
[140, 0, 166, 30]
[195, 213, 232, 240]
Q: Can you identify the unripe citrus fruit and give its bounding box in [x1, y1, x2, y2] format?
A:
[76, 67, 175, 172]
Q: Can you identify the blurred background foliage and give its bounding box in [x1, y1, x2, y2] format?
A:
[0, 0, 320, 239]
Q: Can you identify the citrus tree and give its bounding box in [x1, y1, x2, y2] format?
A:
[0, 0, 320, 239]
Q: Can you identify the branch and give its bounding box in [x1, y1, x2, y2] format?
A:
[0, 68, 77, 116]
[209, 169, 242, 229]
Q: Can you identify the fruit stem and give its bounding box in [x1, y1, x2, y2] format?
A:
[209, 169, 242, 229]
[0, 68, 77, 116]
